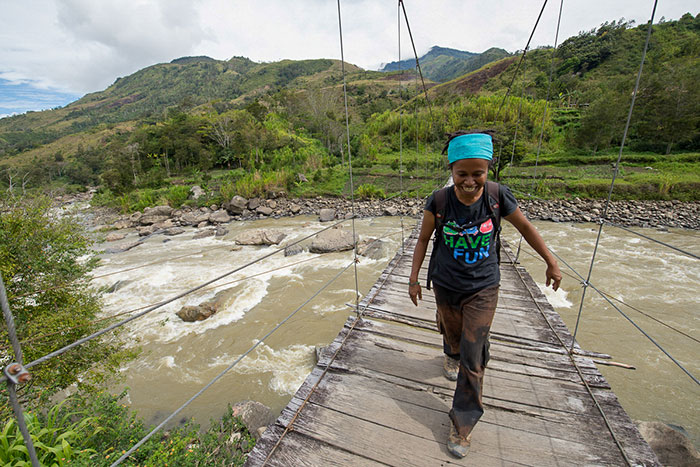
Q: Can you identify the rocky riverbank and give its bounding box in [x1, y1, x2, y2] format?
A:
[93, 194, 699, 233]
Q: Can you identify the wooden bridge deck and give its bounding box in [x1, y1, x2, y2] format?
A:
[247, 225, 659, 466]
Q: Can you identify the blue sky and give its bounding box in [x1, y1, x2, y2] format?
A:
[1, 0, 697, 120]
[0, 78, 80, 118]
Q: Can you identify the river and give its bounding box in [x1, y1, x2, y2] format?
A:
[90, 216, 699, 445]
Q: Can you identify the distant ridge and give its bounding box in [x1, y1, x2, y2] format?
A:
[380, 45, 510, 83]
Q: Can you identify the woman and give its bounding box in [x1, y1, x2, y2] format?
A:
[408, 131, 562, 458]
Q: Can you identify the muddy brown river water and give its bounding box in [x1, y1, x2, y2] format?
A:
[91, 216, 699, 445]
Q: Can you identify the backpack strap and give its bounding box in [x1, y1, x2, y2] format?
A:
[485, 181, 502, 264]
[427, 187, 449, 290]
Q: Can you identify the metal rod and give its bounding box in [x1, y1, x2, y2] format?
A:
[1, 274, 40, 466]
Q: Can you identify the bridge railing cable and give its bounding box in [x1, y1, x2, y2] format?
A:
[110, 259, 356, 466]
[570, 0, 658, 349]
[509, 240, 700, 346]
[546, 247, 699, 386]
[1, 218, 348, 382]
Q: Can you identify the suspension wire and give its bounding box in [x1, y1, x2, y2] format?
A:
[111, 260, 355, 466]
[1, 256, 319, 352]
[1, 219, 348, 381]
[532, 0, 564, 190]
[14, 244, 234, 300]
[263, 215, 413, 465]
[508, 186, 700, 261]
[548, 248, 699, 386]
[397, 0, 442, 192]
[571, 0, 658, 350]
[496, 0, 549, 119]
[606, 222, 699, 260]
[500, 247, 633, 465]
[336, 0, 360, 314]
[0, 274, 41, 467]
[1, 226, 414, 355]
[398, 0, 433, 123]
[397, 1, 405, 254]
[511, 242, 700, 345]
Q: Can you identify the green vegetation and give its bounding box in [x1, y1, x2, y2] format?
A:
[0, 392, 255, 466]
[0, 195, 136, 408]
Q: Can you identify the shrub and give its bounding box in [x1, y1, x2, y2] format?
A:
[356, 183, 386, 199]
[164, 185, 190, 208]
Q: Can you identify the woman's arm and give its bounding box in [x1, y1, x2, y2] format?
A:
[409, 210, 436, 306]
[503, 207, 562, 291]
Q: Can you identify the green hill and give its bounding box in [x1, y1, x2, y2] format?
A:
[380, 46, 511, 82]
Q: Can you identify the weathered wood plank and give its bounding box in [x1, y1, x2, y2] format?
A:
[250, 218, 659, 467]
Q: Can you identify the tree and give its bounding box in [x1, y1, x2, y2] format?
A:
[0, 195, 134, 412]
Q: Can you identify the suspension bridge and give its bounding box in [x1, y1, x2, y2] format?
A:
[246, 225, 660, 466]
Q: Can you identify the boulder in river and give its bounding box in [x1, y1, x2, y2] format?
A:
[231, 401, 275, 440]
[319, 208, 336, 222]
[235, 229, 286, 245]
[636, 421, 700, 467]
[357, 238, 387, 259]
[176, 304, 217, 322]
[193, 229, 216, 240]
[209, 209, 231, 224]
[310, 227, 354, 253]
[144, 205, 174, 217]
[105, 232, 127, 242]
[228, 195, 248, 215]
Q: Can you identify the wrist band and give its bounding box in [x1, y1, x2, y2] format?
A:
[409, 281, 420, 286]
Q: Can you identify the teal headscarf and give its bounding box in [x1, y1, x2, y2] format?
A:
[447, 133, 493, 164]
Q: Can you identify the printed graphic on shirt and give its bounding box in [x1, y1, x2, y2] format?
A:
[442, 218, 493, 264]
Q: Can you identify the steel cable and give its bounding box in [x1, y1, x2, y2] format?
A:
[1, 219, 348, 380]
[510, 242, 700, 345]
[111, 259, 356, 466]
[548, 247, 699, 386]
[571, 0, 659, 349]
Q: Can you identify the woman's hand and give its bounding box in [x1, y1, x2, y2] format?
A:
[546, 262, 562, 291]
[409, 282, 422, 306]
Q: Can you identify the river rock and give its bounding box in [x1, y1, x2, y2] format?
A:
[256, 206, 273, 216]
[248, 198, 261, 210]
[235, 229, 286, 245]
[180, 211, 211, 226]
[319, 208, 336, 222]
[105, 232, 127, 242]
[105, 280, 131, 293]
[357, 238, 387, 259]
[228, 196, 248, 215]
[144, 205, 174, 217]
[310, 227, 354, 253]
[215, 225, 228, 237]
[154, 219, 175, 230]
[636, 421, 700, 467]
[289, 204, 301, 214]
[209, 209, 231, 224]
[164, 227, 185, 236]
[383, 206, 398, 216]
[129, 211, 143, 223]
[176, 304, 217, 322]
[193, 229, 216, 239]
[113, 219, 131, 230]
[139, 214, 170, 226]
[197, 221, 209, 229]
[231, 401, 275, 440]
[190, 185, 205, 199]
[137, 225, 158, 236]
[284, 244, 304, 257]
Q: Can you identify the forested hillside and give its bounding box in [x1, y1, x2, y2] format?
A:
[0, 14, 697, 202]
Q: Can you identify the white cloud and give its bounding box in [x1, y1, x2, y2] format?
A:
[0, 0, 697, 99]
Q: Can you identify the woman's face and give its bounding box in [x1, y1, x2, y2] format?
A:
[451, 158, 489, 197]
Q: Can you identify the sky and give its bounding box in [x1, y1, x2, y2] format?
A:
[0, 0, 697, 118]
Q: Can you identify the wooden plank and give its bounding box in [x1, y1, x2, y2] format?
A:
[250, 217, 659, 467]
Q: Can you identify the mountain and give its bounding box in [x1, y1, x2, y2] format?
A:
[380, 46, 511, 83]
